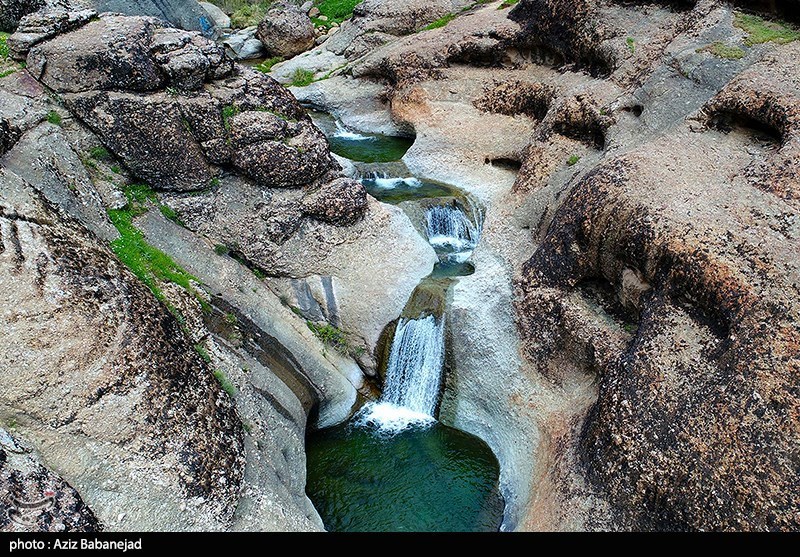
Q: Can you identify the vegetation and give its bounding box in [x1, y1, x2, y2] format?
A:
[195, 343, 212, 363]
[313, 0, 363, 26]
[0, 69, 16, 78]
[0, 32, 9, 59]
[89, 146, 111, 161]
[106, 184, 206, 312]
[46, 110, 62, 126]
[626, 37, 635, 54]
[214, 243, 231, 256]
[213, 369, 237, 396]
[698, 41, 745, 60]
[567, 155, 581, 166]
[290, 68, 316, 87]
[110, 165, 121, 174]
[229, 1, 271, 29]
[224, 312, 238, 325]
[222, 104, 239, 129]
[254, 56, 283, 73]
[423, 13, 457, 31]
[498, 0, 519, 8]
[734, 12, 800, 46]
[307, 321, 364, 358]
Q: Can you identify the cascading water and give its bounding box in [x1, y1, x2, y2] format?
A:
[304, 108, 504, 532]
[425, 202, 483, 264]
[356, 315, 445, 433]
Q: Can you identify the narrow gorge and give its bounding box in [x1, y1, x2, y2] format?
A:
[0, 0, 797, 533]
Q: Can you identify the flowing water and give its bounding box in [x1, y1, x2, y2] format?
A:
[304, 112, 503, 532]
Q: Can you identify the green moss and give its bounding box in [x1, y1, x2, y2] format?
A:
[46, 110, 62, 126]
[423, 13, 457, 30]
[0, 69, 16, 78]
[195, 343, 212, 363]
[698, 41, 745, 60]
[214, 244, 230, 256]
[626, 37, 635, 54]
[254, 56, 283, 73]
[498, 0, 519, 8]
[251, 267, 266, 280]
[314, 0, 362, 24]
[230, 2, 270, 28]
[290, 68, 316, 87]
[734, 12, 800, 46]
[567, 155, 581, 166]
[224, 312, 238, 325]
[213, 369, 237, 396]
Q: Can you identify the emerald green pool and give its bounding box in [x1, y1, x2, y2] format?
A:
[307, 110, 413, 163]
[306, 420, 504, 532]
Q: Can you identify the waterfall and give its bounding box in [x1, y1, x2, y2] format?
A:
[356, 315, 445, 434]
[425, 202, 483, 261]
[333, 120, 374, 142]
[360, 171, 422, 190]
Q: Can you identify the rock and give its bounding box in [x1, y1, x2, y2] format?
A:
[239, 37, 266, 59]
[230, 111, 333, 188]
[316, 14, 327, 22]
[301, 177, 368, 225]
[0, 0, 44, 32]
[0, 429, 101, 532]
[65, 90, 214, 191]
[6, 7, 95, 59]
[199, 1, 230, 29]
[308, 6, 319, 17]
[0, 167, 245, 530]
[256, 2, 315, 58]
[85, 0, 219, 36]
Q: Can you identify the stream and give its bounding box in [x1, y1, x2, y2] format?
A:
[304, 112, 505, 532]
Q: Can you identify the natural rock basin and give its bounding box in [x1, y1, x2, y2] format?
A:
[306, 421, 504, 532]
[303, 112, 502, 531]
[309, 109, 414, 163]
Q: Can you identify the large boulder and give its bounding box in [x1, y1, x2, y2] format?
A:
[256, 2, 315, 58]
[86, 0, 218, 35]
[199, 1, 230, 29]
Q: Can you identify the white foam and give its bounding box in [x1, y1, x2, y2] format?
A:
[354, 402, 436, 435]
[371, 177, 422, 189]
[333, 122, 375, 141]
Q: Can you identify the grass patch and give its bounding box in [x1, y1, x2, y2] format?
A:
[110, 165, 121, 174]
[89, 146, 111, 161]
[423, 13, 457, 31]
[567, 155, 580, 166]
[254, 56, 283, 73]
[307, 321, 364, 358]
[214, 244, 230, 256]
[498, 0, 519, 8]
[107, 184, 205, 311]
[734, 12, 800, 46]
[222, 104, 239, 129]
[230, 1, 270, 28]
[290, 68, 316, 87]
[159, 204, 184, 226]
[224, 312, 238, 325]
[314, 0, 362, 24]
[698, 41, 745, 60]
[0, 32, 9, 59]
[251, 267, 266, 280]
[626, 37, 635, 54]
[213, 369, 236, 397]
[0, 69, 15, 78]
[46, 111, 62, 126]
[195, 343, 212, 363]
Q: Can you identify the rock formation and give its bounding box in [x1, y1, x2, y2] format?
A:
[289, 0, 800, 531]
